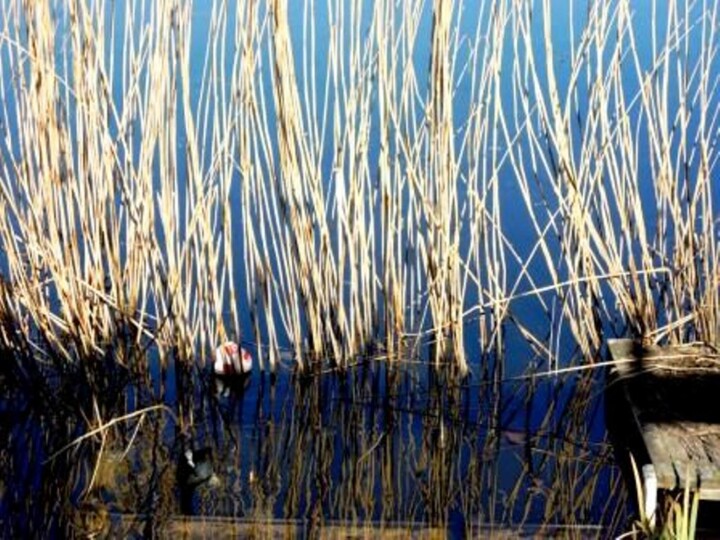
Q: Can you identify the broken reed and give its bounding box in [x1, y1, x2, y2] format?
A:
[0, 0, 716, 375]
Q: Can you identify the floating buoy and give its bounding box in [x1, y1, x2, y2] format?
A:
[213, 340, 252, 376]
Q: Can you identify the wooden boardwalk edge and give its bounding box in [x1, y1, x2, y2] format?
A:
[607, 338, 720, 503]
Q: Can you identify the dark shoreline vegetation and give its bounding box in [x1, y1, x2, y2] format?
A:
[0, 0, 717, 536]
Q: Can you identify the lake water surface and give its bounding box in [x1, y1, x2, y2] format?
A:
[0, 0, 717, 536]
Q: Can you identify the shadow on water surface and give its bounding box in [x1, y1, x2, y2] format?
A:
[0, 351, 631, 538]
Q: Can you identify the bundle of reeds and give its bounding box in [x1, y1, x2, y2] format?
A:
[0, 0, 715, 379]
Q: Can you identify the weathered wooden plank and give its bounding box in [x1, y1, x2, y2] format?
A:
[90, 514, 602, 539]
[641, 424, 678, 489]
[607, 339, 720, 500]
[100, 515, 449, 539]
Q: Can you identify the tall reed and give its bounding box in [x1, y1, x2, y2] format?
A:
[0, 0, 716, 377]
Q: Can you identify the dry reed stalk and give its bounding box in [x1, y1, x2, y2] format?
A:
[0, 0, 716, 381]
[375, 0, 402, 359]
[271, 0, 325, 367]
[424, 0, 465, 372]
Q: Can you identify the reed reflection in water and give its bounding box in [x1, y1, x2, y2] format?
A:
[0, 361, 629, 537]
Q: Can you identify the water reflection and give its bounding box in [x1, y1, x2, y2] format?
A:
[0, 360, 630, 537]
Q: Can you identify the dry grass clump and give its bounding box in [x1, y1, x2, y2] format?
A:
[0, 0, 715, 377]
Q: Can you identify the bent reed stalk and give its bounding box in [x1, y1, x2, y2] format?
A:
[0, 0, 716, 377]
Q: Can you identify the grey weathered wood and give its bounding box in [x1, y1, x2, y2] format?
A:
[608, 338, 720, 500]
[101, 514, 450, 538]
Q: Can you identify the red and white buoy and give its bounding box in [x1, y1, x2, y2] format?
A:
[213, 341, 252, 376]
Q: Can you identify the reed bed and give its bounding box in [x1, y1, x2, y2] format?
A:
[0, 0, 716, 377]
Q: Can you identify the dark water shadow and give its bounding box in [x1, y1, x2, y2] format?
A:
[0, 352, 631, 538]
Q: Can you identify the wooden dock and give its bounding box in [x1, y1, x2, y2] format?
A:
[607, 339, 720, 518]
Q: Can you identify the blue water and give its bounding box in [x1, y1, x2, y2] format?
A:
[0, 0, 718, 535]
